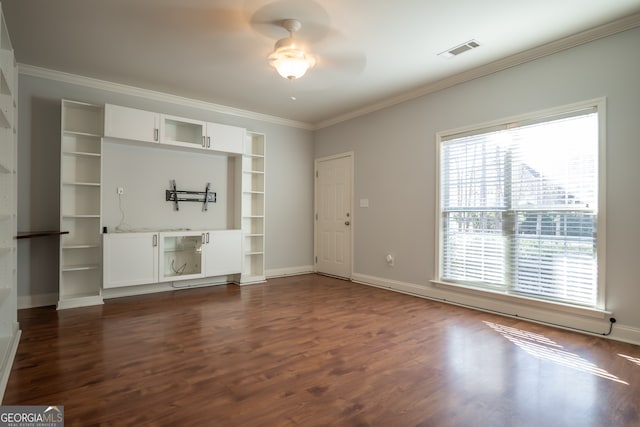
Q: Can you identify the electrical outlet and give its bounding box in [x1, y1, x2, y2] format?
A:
[386, 254, 394, 267]
[117, 187, 124, 195]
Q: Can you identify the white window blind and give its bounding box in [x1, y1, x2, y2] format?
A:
[439, 107, 600, 307]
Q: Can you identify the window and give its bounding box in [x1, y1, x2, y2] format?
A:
[437, 101, 604, 308]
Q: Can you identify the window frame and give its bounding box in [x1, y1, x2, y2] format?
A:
[434, 98, 607, 310]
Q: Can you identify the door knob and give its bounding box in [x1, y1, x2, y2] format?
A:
[345, 221, 350, 226]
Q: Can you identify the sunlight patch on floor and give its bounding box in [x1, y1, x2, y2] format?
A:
[484, 321, 628, 385]
[618, 354, 640, 366]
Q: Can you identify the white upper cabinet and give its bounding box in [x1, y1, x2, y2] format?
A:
[104, 104, 244, 155]
[160, 114, 206, 149]
[206, 122, 244, 154]
[104, 104, 159, 143]
[160, 114, 244, 154]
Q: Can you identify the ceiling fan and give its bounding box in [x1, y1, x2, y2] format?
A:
[249, 0, 367, 88]
[268, 18, 316, 80]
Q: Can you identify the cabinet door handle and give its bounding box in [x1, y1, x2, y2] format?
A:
[154, 128, 158, 141]
[206, 232, 210, 244]
[153, 234, 157, 247]
[202, 136, 206, 148]
[207, 136, 211, 148]
[202, 233, 206, 244]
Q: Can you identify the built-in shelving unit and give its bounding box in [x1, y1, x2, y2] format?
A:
[58, 101, 264, 304]
[58, 100, 104, 309]
[0, 2, 19, 401]
[240, 132, 265, 283]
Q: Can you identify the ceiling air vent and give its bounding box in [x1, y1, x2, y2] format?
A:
[438, 39, 480, 59]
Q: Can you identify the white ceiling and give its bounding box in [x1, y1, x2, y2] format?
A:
[3, 0, 640, 127]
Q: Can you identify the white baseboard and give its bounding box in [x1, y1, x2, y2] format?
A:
[0, 328, 21, 402]
[609, 324, 640, 346]
[18, 268, 315, 307]
[103, 276, 233, 300]
[18, 293, 58, 309]
[57, 295, 104, 310]
[352, 273, 640, 346]
[266, 265, 314, 278]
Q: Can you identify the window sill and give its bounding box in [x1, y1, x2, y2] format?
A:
[430, 279, 611, 320]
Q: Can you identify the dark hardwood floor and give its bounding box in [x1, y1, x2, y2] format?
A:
[4, 274, 639, 426]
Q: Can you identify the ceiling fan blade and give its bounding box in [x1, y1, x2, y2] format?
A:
[289, 51, 366, 91]
[248, 0, 331, 42]
[301, 26, 368, 88]
[317, 51, 367, 74]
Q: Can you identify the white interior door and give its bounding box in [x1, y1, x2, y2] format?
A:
[315, 154, 352, 278]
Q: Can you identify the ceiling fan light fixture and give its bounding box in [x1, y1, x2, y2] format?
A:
[268, 19, 316, 80]
[269, 43, 315, 80]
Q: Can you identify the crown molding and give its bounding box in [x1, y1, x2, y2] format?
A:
[314, 12, 640, 129]
[17, 64, 316, 131]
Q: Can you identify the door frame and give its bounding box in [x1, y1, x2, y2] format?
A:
[314, 151, 354, 279]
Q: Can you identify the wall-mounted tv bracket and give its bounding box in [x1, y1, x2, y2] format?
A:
[165, 180, 216, 211]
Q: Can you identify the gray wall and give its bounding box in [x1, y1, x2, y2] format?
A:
[315, 27, 640, 339]
[17, 74, 315, 299]
[101, 143, 233, 231]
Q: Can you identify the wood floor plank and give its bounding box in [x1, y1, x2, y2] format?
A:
[3, 274, 640, 426]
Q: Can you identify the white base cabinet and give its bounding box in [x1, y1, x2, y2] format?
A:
[103, 232, 158, 288]
[203, 230, 242, 276]
[103, 230, 242, 289]
[159, 231, 205, 282]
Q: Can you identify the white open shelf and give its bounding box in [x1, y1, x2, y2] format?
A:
[63, 244, 99, 249]
[240, 132, 265, 284]
[58, 100, 104, 309]
[0, 3, 17, 402]
[62, 264, 99, 272]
